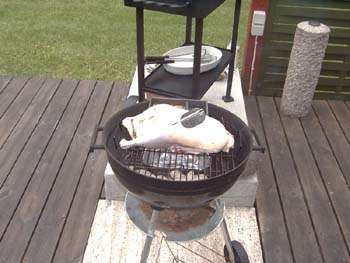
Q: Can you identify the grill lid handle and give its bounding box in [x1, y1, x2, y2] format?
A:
[177, 108, 206, 128]
[123, 95, 139, 109]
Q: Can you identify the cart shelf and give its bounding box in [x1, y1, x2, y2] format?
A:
[124, 0, 226, 18]
[144, 46, 233, 98]
[124, 0, 242, 101]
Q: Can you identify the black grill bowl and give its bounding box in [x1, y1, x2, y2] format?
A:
[102, 101, 253, 208]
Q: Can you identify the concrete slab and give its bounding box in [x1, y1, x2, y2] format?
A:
[202, 70, 247, 124]
[83, 200, 263, 263]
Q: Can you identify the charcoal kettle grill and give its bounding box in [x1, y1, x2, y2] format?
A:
[92, 0, 257, 261]
[91, 98, 264, 263]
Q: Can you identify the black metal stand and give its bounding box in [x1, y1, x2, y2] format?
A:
[140, 209, 160, 263]
[128, 196, 249, 263]
[185, 16, 192, 44]
[192, 18, 203, 98]
[221, 218, 237, 262]
[223, 0, 241, 102]
[133, 0, 241, 102]
[136, 7, 145, 101]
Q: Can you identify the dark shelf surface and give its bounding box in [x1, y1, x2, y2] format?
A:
[144, 47, 233, 99]
[124, 0, 226, 18]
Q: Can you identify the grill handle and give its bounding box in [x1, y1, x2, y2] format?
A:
[90, 96, 139, 153]
[89, 125, 104, 152]
[132, 0, 190, 9]
[251, 129, 265, 153]
[124, 95, 139, 109]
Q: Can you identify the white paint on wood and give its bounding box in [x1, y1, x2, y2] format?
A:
[83, 200, 263, 263]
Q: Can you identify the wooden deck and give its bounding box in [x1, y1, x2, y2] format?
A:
[0, 77, 128, 263]
[245, 96, 350, 263]
[0, 76, 350, 263]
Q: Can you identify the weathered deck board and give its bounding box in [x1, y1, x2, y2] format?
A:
[300, 107, 350, 255]
[244, 97, 293, 263]
[328, 100, 350, 144]
[52, 83, 128, 263]
[0, 77, 12, 95]
[313, 100, 350, 186]
[0, 78, 126, 263]
[257, 96, 322, 263]
[0, 80, 77, 239]
[0, 78, 45, 147]
[0, 79, 61, 185]
[276, 98, 350, 263]
[22, 81, 113, 263]
[0, 80, 96, 263]
[0, 77, 29, 119]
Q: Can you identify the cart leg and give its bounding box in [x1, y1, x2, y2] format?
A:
[192, 18, 203, 98]
[221, 218, 236, 263]
[136, 7, 145, 101]
[140, 209, 160, 263]
[185, 16, 192, 44]
[223, 0, 241, 102]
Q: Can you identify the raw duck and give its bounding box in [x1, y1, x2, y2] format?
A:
[120, 104, 234, 153]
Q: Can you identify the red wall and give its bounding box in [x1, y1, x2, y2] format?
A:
[241, 0, 269, 94]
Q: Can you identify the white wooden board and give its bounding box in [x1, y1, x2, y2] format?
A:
[83, 200, 263, 263]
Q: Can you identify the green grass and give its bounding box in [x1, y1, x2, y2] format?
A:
[0, 0, 251, 81]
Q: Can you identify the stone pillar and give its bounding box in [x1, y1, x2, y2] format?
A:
[281, 21, 330, 117]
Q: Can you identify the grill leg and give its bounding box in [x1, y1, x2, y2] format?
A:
[140, 209, 160, 263]
[185, 16, 192, 44]
[192, 18, 203, 98]
[221, 218, 236, 263]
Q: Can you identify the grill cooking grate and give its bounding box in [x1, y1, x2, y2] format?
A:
[113, 137, 237, 181]
[112, 98, 239, 182]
